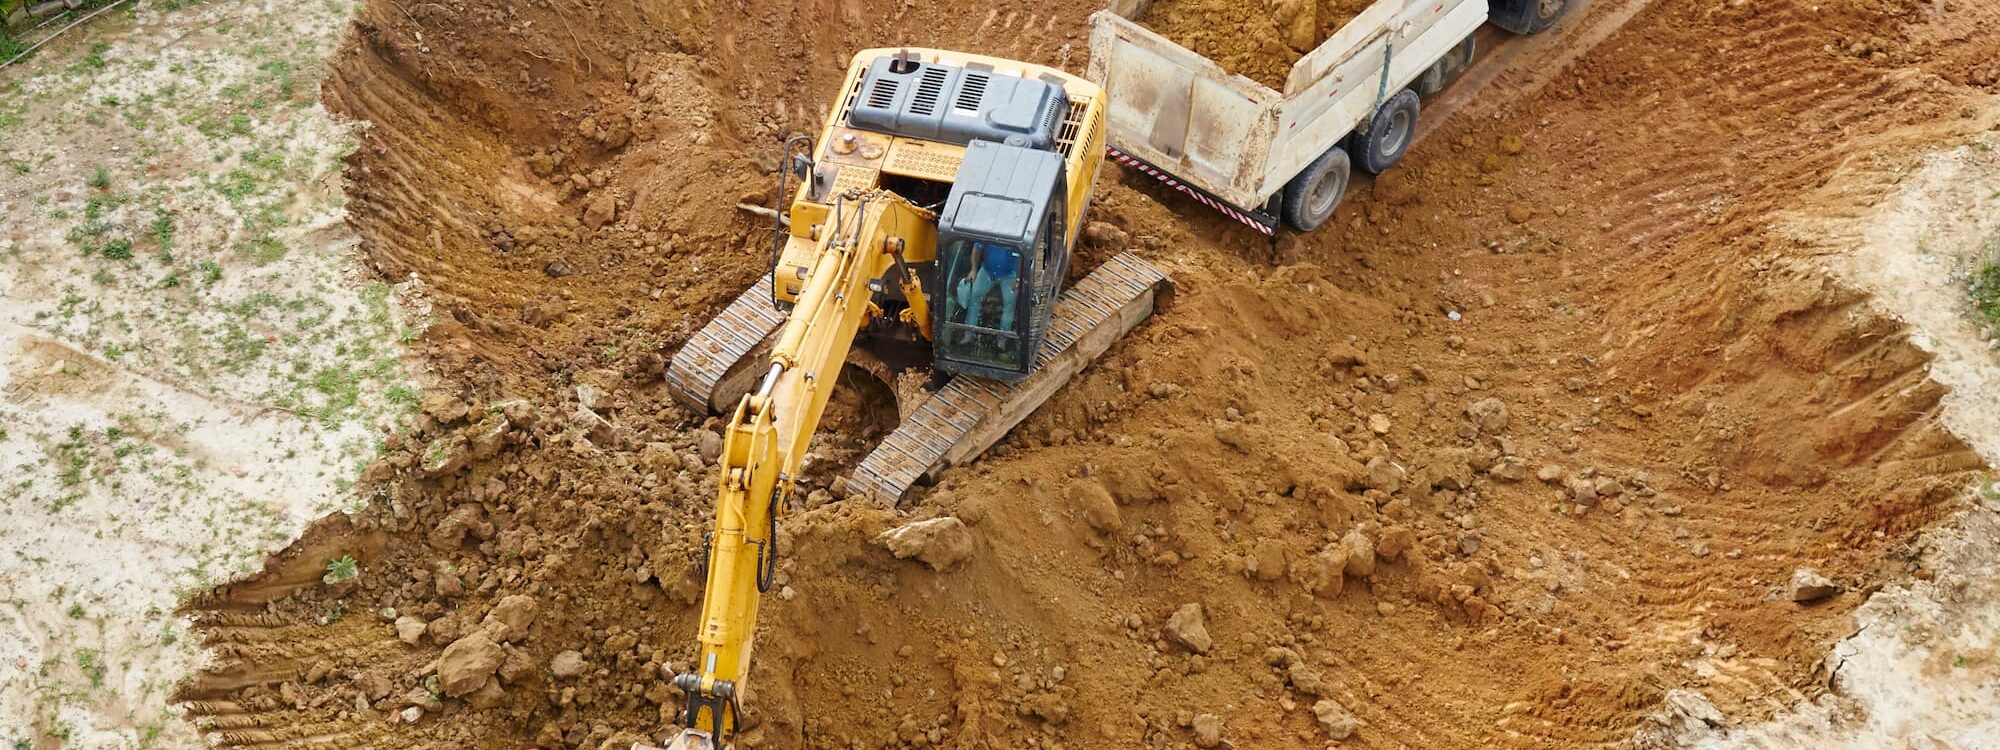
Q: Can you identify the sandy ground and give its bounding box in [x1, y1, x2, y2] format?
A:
[0, 1, 414, 746]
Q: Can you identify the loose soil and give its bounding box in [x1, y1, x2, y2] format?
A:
[174, 1, 2000, 750]
[1137, 0, 1376, 90]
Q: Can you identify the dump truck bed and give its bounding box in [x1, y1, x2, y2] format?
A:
[1086, 0, 1487, 231]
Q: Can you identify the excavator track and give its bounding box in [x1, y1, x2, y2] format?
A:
[667, 275, 786, 413]
[847, 252, 1168, 502]
[667, 252, 1170, 501]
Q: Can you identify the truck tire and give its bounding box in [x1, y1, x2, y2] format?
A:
[1416, 33, 1478, 96]
[1491, 0, 1568, 34]
[1350, 89, 1420, 175]
[1282, 146, 1352, 232]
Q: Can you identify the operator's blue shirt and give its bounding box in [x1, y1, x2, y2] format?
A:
[978, 242, 1018, 277]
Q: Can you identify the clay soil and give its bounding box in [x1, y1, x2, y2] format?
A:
[1139, 0, 1375, 89]
[174, 0, 2000, 749]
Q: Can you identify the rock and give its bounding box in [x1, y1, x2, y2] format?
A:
[1287, 660, 1326, 696]
[1376, 525, 1415, 561]
[1490, 456, 1529, 482]
[421, 393, 469, 424]
[400, 706, 423, 724]
[482, 595, 539, 642]
[1248, 541, 1287, 582]
[468, 679, 509, 710]
[1789, 568, 1840, 602]
[404, 686, 443, 712]
[1505, 203, 1533, 224]
[1082, 220, 1130, 252]
[551, 650, 587, 678]
[1497, 133, 1526, 155]
[1465, 398, 1510, 433]
[497, 645, 537, 685]
[1068, 481, 1122, 534]
[582, 192, 618, 230]
[877, 517, 975, 572]
[1367, 413, 1392, 435]
[544, 260, 574, 278]
[1313, 699, 1357, 739]
[1191, 713, 1223, 748]
[433, 562, 466, 597]
[395, 616, 428, 645]
[1296, 549, 1345, 598]
[697, 430, 724, 463]
[1213, 420, 1250, 451]
[1363, 457, 1404, 494]
[353, 672, 393, 701]
[1536, 464, 1566, 483]
[640, 442, 683, 476]
[438, 632, 506, 698]
[1339, 529, 1376, 577]
[1163, 603, 1213, 655]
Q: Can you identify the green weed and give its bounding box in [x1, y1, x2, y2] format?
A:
[323, 555, 358, 583]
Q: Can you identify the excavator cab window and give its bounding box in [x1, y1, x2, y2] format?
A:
[937, 238, 1030, 373]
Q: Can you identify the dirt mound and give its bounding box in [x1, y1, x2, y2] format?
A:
[1138, 0, 1375, 89]
[174, 0, 1999, 748]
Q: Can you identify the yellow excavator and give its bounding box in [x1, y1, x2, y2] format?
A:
[655, 48, 1169, 749]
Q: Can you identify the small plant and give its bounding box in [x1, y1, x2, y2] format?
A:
[86, 166, 110, 190]
[1971, 251, 2000, 329]
[76, 648, 107, 687]
[323, 555, 358, 584]
[101, 237, 133, 260]
[66, 602, 85, 619]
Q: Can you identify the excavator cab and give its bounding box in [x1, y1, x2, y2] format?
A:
[934, 138, 1069, 381]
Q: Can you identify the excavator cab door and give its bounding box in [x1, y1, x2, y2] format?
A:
[933, 139, 1067, 382]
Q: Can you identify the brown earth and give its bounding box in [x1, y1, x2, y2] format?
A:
[175, 0, 2000, 749]
[1138, 0, 1376, 89]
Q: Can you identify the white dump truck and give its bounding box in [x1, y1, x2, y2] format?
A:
[1087, 0, 1568, 233]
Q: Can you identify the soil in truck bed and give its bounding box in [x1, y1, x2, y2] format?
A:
[1138, 0, 1377, 89]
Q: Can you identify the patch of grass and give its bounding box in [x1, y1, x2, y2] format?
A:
[66, 602, 85, 619]
[87, 166, 110, 190]
[76, 648, 107, 687]
[1972, 249, 2000, 329]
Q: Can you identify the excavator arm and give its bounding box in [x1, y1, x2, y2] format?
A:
[666, 190, 935, 750]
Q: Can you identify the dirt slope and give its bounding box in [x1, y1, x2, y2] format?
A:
[174, 0, 2000, 749]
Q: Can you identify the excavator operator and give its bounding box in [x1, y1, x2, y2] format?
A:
[954, 240, 1020, 344]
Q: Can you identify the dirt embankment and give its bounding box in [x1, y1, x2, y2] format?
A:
[174, 0, 2000, 749]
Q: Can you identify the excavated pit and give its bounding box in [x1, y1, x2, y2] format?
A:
[176, 0, 2000, 749]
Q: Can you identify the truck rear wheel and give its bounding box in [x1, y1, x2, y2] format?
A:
[1491, 0, 1569, 34]
[1351, 89, 1420, 175]
[1282, 146, 1351, 232]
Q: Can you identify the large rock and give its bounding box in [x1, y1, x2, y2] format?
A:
[550, 650, 587, 679]
[1313, 698, 1358, 740]
[1163, 603, 1213, 655]
[1339, 529, 1377, 578]
[394, 616, 428, 645]
[1789, 568, 1841, 602]
[1191, 713, 1222, 748]
[1465, 398, 1510, 433]
[877, 517, 975, 572]
[481, 595, 539, 642]
[438, 632, 506, 698]
[1068, 481, 1122, 534]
